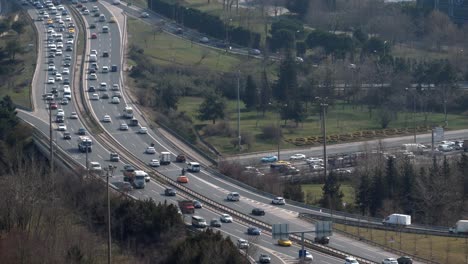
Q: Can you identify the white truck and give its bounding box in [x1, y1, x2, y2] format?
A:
[187, 162, 200, 172]
[122, 106, 134, 119]
[160, 152, 171, 165]
[449, 220, 468, 234]
[78, 136, 92, 152]
[382, 214, 411, 226]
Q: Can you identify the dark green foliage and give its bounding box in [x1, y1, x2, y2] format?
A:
[296, 41, 306, 57]
[270, 29, 296, 52]
[0, 96, 18, 141]
[385, 156, 398, 199]
[283, 182, 304, 202]
[306, 30, 353, 58]
[356, 173, 371, 215]
[270, 16, 304, 36]
[164, 229, 244, 264]
[198, 92, 226, 124]
[285, 0, 310, 17]
[319, 172, 344, 210]
[369, 170, 384, 216]
[243, 75, 258, 110]
[458, 154, 468, 198]
[11, 20, 26, 34]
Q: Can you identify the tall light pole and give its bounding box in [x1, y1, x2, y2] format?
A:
[316, 97, 328, 180]
[405, 88, 417, 143]
[103, 165, 116, 264]
[237, 70, 241, 151]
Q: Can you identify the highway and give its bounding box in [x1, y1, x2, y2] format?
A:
[18, 1, 427, 264]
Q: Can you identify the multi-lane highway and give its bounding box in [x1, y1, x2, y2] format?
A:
[18, 1, 428, 264]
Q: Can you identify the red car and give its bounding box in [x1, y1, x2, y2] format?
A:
[91, 33, 97, 39]
[49, 102, 58, 110]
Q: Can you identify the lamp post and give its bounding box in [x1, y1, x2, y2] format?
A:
[237, 70, 241, 151]
[316, 97, 328, 180]
[103, 165, 116, 264]
[269, 102, 285, 160]
[405, 88, 417, 143]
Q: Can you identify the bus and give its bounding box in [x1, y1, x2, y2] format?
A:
[191, 216, 207, 228]
[122, 106, 134, 118]
[63, 86, 71, 99]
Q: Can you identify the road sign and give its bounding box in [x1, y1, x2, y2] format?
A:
[434, 127, 444, 142]
[272, 223, 289, 239]
[315, 221, 332, 237]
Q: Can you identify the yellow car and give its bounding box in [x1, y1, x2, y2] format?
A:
[278, 238, 292, 247]
[109, 16, 116, 23]
[47, 19, 53, 24]
[68, 28, 75, 33]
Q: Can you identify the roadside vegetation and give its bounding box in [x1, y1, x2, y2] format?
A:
[0, 11, 36, 109]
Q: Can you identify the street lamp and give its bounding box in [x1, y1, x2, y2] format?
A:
[268, 102, 286, 160]
[103, 164, 116, 264]
[405, 88, 417, 143]
[315, 97, 328, 180]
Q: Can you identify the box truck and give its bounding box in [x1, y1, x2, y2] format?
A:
[382, 214, 411, 226]
[449, 220, 468, 234]
[160, 151, 171, 165]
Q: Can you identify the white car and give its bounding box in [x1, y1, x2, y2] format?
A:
[227, 192, 240, 201]
[290, 153, 306, 160]
[57, 124, 67, 131]
[57, 109, 65, 115]
[311, 164, 325, 171]
[237, 239, 248, 249]
[138, 126, 148, 134]
[119, 123, 129, 130]
[89, 161, 102, 171]
[303, 252, 313, 261]
[149, 159, 160, 167]
[381, 258, 398, 264]
[91, 49, 98, 55]
[112, 84, 119, 91]
[344, 257, 359, 264]
[145, 146, 156, 154]
[89, 73, 97, 80]
[306, 157, 323, 165]
[66, 39, 73, 44]
[55, 50, 62, 56]
[64, 16, 71, 21]
[100, 82, 107, 91]
[55, 73, 62, 81]
[141, 12, 149, 18]
[220, 214, 233, 223]
[91, 93, 99, 100]
[272, 197, 286, 205]
[62, 68, 70, 75]
[102, 114, 111, 122]
[111, 96, 120, 104]
[70, 112, 78, 119]
[47, 77, 55, 84]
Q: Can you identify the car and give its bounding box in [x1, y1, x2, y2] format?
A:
[55, 74, 63, 81]
[311, 164, 325, 171]
[119, 123, 128, 130]
[61, 98, 69, 105]
[259, 254, 271, 263]
[120, 182, 133, 192]
[237, 239, 248, 249]
[314, 236, 330, 244]
[252, 208, 265, 216]
[68, 28, 75, 33]
[113, 91, 122, 98]
[193, 200, 202, 208]
[89, 162, 101, 171]
[57, 108, 65, 116]
[65, 45, 73, 51]
[272, 197, 286, 205]
[144, 173, 150, 182]
[145, 146, 156, 154]
[62, 68, 69, 75]
[99, 82, 107, 91]
[109, 16, 116, 23]
[55, 50, 62, 56]
[88, 86, 96, 93]
[199, 37, 209, 43]
[210, 219, 221, 227]
[112, 84, 119, 90]
[382, 258, 398, 264]
[344, 257, 359, 264]
[63, 78, 70, 85]
[83, 9, 89, 15]
[306, 157, 324, 165]
[140, 12, 149, 18]
[66, 39, 73, 45]
[175, 154, 186, 162]
[88, 73, 97, 80]
[103, 51, 109, 57]
[91, 93, 99, 100]
[63, 132, 71, 140]
[149, 159, 160, 167]
[261, 155, 278, 163]
[102, 66, 109, 73]
[396, 256, 412, 264]
[334, 168, 353, 174]
[47, 77, 55, 84]
[220, 214, 233, 223]
[91, 33, 97, 39]
[89, 23, 96, 29]
[249, 49, 261, 55]
[102, 114, 111, 122]
[277, 238, 292, 247]
[138, 126, 148, 134]
[177, 175, 189, 183]
[111, 96, 120, 104]
[302, 251, 313, 261]
[101, 93, 110, 99]
[78, 127, 86, 135]
[227, 192, 240, 201]
[290, 153, 306, 160]
[110, 152, 120, 162]
[164, 188, 176, 196]
[57, 124, 67, 131]
[247, 227, 261, 235]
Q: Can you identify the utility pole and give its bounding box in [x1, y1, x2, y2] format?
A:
[49, 103, 54, 174]
[317, 97, 328, 180]
[412, 93, 416, 143]
[237, 70, 241, 151]
[104, 165, 116, 264]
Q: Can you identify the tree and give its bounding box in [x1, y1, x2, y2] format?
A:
[356, 173, 371, 215]
[198, 92, 226, 124]
[0, 21, 9, 35]
[319, 172, 344, 210]
[0, 96, 18, 141]
[385, 156, 398, 199]
[283, 182, 304, 202]
[258, 69, 272, 116]
[156, 84, 180, 110]
[270, 29, 295, 53]
[5, 40, 22, 60]
[242, 75, 257, 109]
[11, 20, 26, 35]
[457, 153, 468, 199]
[369, 170, 385, 216]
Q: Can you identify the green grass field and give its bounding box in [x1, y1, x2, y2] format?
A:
[0, 14, 36, 109]
[177, 96, 468, 154]
[301, 184, 355, 206]
[334, 223, 468, 264]
[127, 17, 255, 72]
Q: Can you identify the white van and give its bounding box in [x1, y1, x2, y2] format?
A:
[99, 14, 106, 22]
[63, 86, 72, 99]
[89, 54, 97, 62]
[187, 162, 200, 172]
[192, 216, 207, 228]
[227, 192, 240, 201]
[102, 26, 109, 33]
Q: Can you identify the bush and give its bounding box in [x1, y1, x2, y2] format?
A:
[201, 121, 234, 137]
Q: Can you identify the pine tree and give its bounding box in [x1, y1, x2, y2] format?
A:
[369, 169, 385, 216]
[385, 156, 398, 199]
[457, 153, 468, 198]
[243, 75, 258, 110]
[399, 157, 415, 215]
[356, 173, 371, 215]
[319, 172, 344, 210]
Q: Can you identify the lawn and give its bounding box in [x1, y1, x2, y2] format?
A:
[301, 184, 355, 207]
[177, 96, 468, 154]
[127, 17, 255, 72]
[0, 13, 36, 109]
[334, 223, 468, 264]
